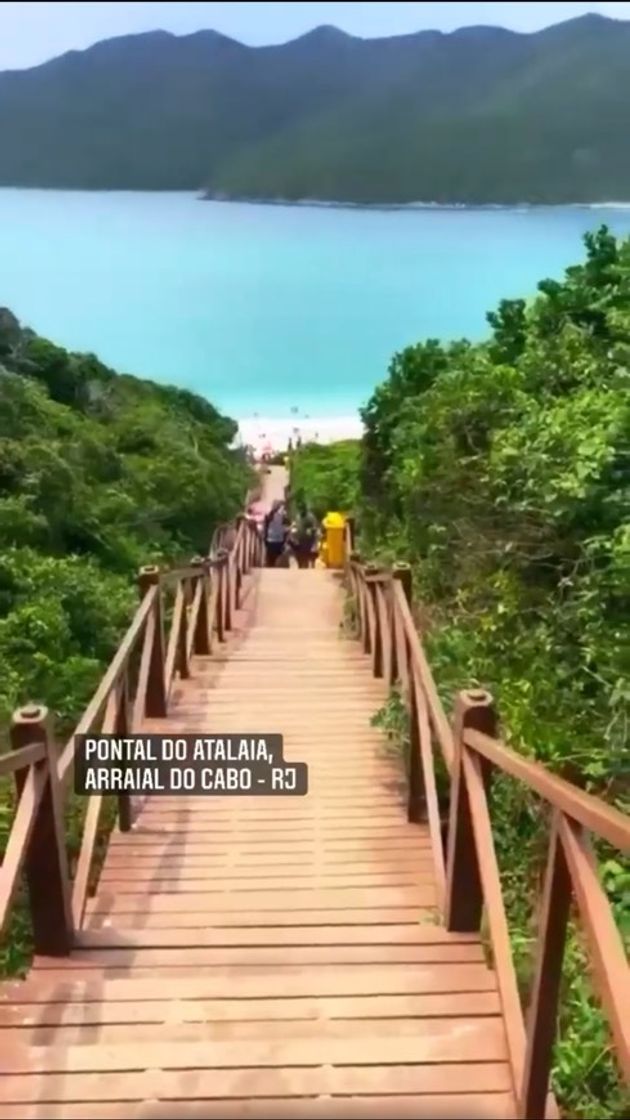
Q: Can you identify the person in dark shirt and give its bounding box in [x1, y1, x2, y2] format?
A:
[289, 504, 319, 569]
[263, 501, 288, 567]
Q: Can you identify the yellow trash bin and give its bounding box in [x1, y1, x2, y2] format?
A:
[322, 511, 346, 569]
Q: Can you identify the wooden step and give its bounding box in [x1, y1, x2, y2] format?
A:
[75, 924, 477, 949]
[0, 1094, 516, 1119]
[2, 1028, 510, 1076]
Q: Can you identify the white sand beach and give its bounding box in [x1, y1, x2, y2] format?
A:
[236, 414, 363, 454]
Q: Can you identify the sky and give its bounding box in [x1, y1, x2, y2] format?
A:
[2, 0, 630, 69]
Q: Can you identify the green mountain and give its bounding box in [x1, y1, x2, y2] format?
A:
[1, 14, 630, 202]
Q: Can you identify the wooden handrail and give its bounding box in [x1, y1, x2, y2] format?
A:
[391, 579, 454, 770]
[1, 509, 263, 959]
[0, 764, 46, 932]
[0, 740, 46, 777]
[57, 586, 158, 786]
[464, 726, 630, 852]
[346, 551, 630, 1120]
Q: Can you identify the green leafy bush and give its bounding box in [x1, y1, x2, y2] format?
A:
[0, 309, 253, 974]
[356, 227, 630, 1118]
[290, 439, 360, 518]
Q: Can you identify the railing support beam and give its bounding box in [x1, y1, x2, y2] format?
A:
[191, 557, 211, 655]
[364, 564, 383, 678]
[392, 563, 412, 692]
[11, 705, 73, 955]
[137, 565, 167, 718]
[445, 689, 496, 932]
[519, 813, 571, 1119]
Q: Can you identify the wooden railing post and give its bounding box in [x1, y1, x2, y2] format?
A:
[364, 564, 383, 676]
[391, 563, 411, 689]
[220, 550, 233, 633]
[346, 516, 356, 554]
[348, 551, 362, 634]
[177, 596, 190, 679]
[137, 565, 166, 718]
[357, 566, 371, 656]
[445, 689, 496, 931]
[237, 515, 249, 576]
[390, 564, 424, 823]
[190, 557, 211, 654]
[114, 678, 132, 832]
[235, 564, 243, 611]
[214, 558, 225, 643]
[520, 812, 571, 1119]
[407, 676, 426, 824]
[11, 705, 73, 955]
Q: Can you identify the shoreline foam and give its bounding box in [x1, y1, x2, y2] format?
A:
[236, 414, 363, 452]
[203, 193, 630, 214]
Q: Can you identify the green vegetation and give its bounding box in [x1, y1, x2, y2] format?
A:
[0, 307, 252, 975]
[289, 440, 360, 518]
[298, 227, 629, 1118]
[4, 15, 630, 202]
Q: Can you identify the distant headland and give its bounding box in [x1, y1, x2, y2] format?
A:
[1, 14, 630, 204]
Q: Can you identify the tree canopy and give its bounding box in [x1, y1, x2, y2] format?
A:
[0, 309, 252, 735]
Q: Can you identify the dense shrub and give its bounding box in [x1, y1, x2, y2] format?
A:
[0, 310, 253, 974]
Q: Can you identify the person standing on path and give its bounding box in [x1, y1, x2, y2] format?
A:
[289, 504, 319, 569]
[263, 500, 289, 567]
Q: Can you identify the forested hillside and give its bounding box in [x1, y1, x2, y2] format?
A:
[2, 15, 630, 202]
[0, 309, 251, 738]
[292, 226, 630, 1118]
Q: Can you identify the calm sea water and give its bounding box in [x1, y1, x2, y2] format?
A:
[2, 189, 630, 420]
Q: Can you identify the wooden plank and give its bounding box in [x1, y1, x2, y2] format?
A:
[100, 851, 431, 866]
[0, 991, 501, 1029]
[0, 962, 497, 1002]
[5, 1016, 507, 1047]
[106, 834, 432, 851]
[88, 874, 425, 893]
[32, 943, 485, 968]
[84, 906, 431, 930]
[0, 1062, 513, 1103]
[135, 813, 409, 826]
[95, 870, 435, 887]
[135, 801, 407, 815]
[106, 826, 422, 839]
[0, 1093, 516, 1119]
[85, 886, 434, 912]
[100, 853, 432, 870]
[74, 923, 476, 948]
[3, 1015, 506, 1050]
[2, 1024, 510, 1073]
[130, 788, 408, 800]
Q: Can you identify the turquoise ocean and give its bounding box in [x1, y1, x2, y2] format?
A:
[2, 189, 630, 422]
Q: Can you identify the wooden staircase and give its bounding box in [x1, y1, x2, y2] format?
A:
[0, 568, 515, 1119]
[2, 467, 628, 1120]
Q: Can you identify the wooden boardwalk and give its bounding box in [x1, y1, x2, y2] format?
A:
[0, 565, 515, 1119]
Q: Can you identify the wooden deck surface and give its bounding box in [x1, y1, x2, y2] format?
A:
[0, 564, 516, 1119]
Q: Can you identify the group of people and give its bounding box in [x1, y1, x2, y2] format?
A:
[262, 499, 320, 569]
